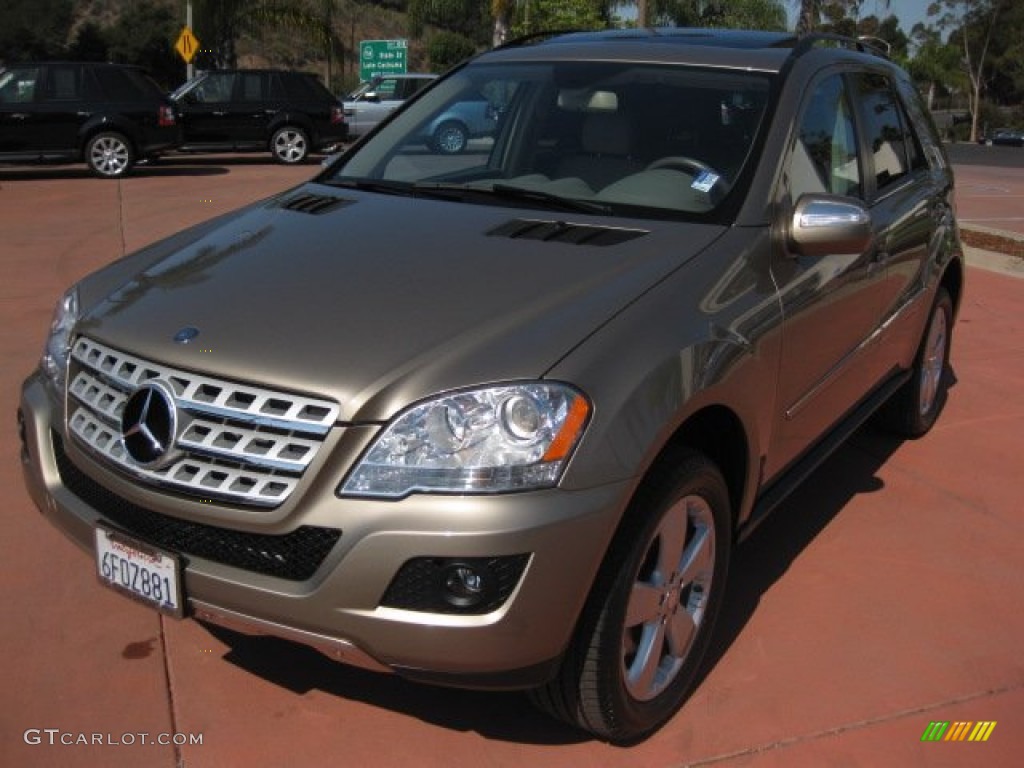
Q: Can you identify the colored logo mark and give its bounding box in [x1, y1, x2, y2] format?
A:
[921, 721, 997, 742]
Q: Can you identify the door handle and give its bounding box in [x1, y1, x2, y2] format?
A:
[212, 110, 228, 116]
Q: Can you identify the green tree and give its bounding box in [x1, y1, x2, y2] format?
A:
[0, 0, 73, 61]
[929, 0, 1008, 142]
[427, 30, 477, 71]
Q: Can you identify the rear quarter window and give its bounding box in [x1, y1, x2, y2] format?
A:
[92, 67, 154, 101]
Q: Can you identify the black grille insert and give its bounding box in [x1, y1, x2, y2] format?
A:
[54, 435, 340, 581]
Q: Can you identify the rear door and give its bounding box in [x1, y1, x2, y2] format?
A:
[34, 63, 87, 152]
[852, 71, 949, 353]
[231, 71, 269, 145]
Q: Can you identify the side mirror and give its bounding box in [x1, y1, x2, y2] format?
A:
[364, 91, 380, 103]
[788, 195, 873, 258]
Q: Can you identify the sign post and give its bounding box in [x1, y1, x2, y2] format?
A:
[359, 39, 408, 83]
[175, 26, 201, 79]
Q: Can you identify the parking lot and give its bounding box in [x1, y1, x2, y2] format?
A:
[1, 154, 1022, 767]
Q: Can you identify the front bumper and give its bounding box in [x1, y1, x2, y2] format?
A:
[19, 372, 629, 689]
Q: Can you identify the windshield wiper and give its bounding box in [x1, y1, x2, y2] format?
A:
[320, 178, 416, 197]
[412, 181, 612, 214]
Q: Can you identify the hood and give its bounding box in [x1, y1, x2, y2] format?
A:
[79, 182, 723, 421]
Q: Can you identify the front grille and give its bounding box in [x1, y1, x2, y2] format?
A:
[54, 434, 341, 581]
[67, 337, 339, 508]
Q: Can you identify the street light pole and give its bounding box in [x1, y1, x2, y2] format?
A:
[187, 1, 195, 81]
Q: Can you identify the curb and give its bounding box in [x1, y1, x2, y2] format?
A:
[963, 245, 1024, 279]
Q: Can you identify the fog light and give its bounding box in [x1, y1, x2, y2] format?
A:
[443, 563, 486, 608]
[381, 554, 531, 615]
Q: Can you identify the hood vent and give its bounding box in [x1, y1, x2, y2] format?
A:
[280, 193, 354, 215]
[487, 218, 648, 246]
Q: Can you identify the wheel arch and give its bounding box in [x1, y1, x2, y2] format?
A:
[940, 254, 964, 319]
[646, 404, 750, 531]
[77, 115, 140, 158]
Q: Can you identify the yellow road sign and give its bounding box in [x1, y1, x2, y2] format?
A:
[175, 27, 200, 64]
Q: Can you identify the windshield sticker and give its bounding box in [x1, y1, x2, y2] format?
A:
[691, 172, 720, 193]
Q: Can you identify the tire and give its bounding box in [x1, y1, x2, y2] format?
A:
[432, 120, 468, 154]
[877, 287, 953, 437]
[85, 132, 134, 178]
[271, 126, 309, 164]
[529, 449, 732, 743]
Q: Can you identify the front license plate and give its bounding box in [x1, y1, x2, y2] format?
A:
[95, 526, 183, 618]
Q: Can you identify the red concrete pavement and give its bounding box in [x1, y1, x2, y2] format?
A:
[1, 157, 1022, 767]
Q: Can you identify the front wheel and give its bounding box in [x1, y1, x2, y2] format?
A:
[530, 449, 732, 743]
[85, 132, 134, 178]
[271, 126, 309, 164]
[877, 287, 953, 437]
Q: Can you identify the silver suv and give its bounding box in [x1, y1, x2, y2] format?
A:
[342, 72, 436, 138]
[19, 29, 962, 742]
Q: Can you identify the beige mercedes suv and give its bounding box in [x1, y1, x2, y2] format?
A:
[19, 29, 963, 742]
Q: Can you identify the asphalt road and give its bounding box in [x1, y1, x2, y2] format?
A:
[946, 142, 1024, 167]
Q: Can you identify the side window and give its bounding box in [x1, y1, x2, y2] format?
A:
[92, 67, 148, 101]
[0, 66, 41, 104]
[855, 73, 910, 193]
[193, 73, 235, 104]
[375, 78, 398, 100]
[789, 73, 861, 200]
[239, 73, 264, 102]
[43, 65, 82, 101]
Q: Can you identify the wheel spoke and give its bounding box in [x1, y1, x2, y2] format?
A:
[625, 582, 663, 627]
[677, 521, 712, 586]
[654, 503, 687, 583]
[665, 606, 697, 657]
[628, 622, 665, 695]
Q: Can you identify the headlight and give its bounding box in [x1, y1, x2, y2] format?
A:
[41, 288, 79, 391]
[340, 383, 590, 498]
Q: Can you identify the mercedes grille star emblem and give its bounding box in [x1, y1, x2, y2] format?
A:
[121, 382, 178, 467]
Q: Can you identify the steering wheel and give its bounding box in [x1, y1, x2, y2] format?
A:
[646, 155, 720, 178]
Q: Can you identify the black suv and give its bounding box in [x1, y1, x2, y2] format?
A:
[170, 69, 347, 164]
[0, 61, 179, 178]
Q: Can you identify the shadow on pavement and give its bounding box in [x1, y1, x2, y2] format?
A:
[197, 405, 942, 746]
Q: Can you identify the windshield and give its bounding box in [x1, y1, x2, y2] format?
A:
[326, 60, 771, 219]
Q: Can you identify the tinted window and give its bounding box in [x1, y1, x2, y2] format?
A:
[92, 66, 150, 101]
[855, 73, 909, 193]
[790, 74, 861, 199]
[0, 66, 41, 104]
[239, 72, 264, 101]
[193, 73, 235, 103]
[44, 65, 82, 101]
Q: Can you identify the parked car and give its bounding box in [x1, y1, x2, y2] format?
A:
[981, 129, 1024, 147]
[20, 29, 963, 743]
[170, 69, 347, 164]
[0, 61, 179, 177]
[420, 97, 501, 153]
[343, 73, 436, 138]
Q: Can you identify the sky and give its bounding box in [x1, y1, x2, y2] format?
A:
[786, 0, 937, 34]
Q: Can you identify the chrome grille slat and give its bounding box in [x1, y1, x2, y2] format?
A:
[67, 337, 338, 507]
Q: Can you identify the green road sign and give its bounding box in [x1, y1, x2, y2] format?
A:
[359, 39, 408, 83]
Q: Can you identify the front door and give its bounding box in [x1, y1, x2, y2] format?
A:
[768, 71, 889, 476]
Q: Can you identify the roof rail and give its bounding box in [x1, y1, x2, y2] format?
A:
[789, 32, 891, 60]
[494, 29, 583, 51]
